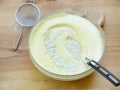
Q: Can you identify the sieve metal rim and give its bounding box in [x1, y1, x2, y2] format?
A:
[15, 3, 41, 27]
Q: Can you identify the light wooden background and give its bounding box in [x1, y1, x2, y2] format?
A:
[0, 0, 120, 90]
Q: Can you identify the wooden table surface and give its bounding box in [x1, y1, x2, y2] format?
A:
[0, 0, 120, 90]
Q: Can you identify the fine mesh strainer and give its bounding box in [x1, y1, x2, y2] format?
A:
[12, 1, 40, 51]
[15, 3, 40, 27]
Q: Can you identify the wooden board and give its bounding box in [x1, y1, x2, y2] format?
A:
[0, 0, 120, 90]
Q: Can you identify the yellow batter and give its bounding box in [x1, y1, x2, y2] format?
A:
[29, 13, 104, 75]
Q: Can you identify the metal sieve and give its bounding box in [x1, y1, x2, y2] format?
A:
[12, 1, 40, 51]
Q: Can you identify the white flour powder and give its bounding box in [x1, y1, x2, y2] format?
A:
[45, 28, 84, 73]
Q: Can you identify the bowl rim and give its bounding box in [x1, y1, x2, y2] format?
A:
[28, 10, 106, 77]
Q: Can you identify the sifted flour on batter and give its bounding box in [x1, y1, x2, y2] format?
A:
[29, 13, 104, 75]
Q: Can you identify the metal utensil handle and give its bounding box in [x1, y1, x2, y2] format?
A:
[13, 31, 23, 51]
[26, 0, 34, 3]
[87, 60, 120, 87]
[25, 0, 40, 4]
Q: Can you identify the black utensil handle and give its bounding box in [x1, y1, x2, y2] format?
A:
[87, 60, 120, 87]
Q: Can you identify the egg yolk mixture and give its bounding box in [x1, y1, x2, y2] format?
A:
[29, 13, 104, 75]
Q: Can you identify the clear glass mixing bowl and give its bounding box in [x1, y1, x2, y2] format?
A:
[28, 10, 105, 81]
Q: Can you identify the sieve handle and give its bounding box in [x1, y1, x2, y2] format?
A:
[87, 60, 120, 87]
[12, 30, 23, 51]
[25, 0, 36, 3]
[25, 0, 40, 4]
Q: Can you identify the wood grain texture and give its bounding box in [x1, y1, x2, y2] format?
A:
[0, 0, 120, 90]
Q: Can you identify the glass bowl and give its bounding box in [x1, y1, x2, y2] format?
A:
[28, 10, 105, 81]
